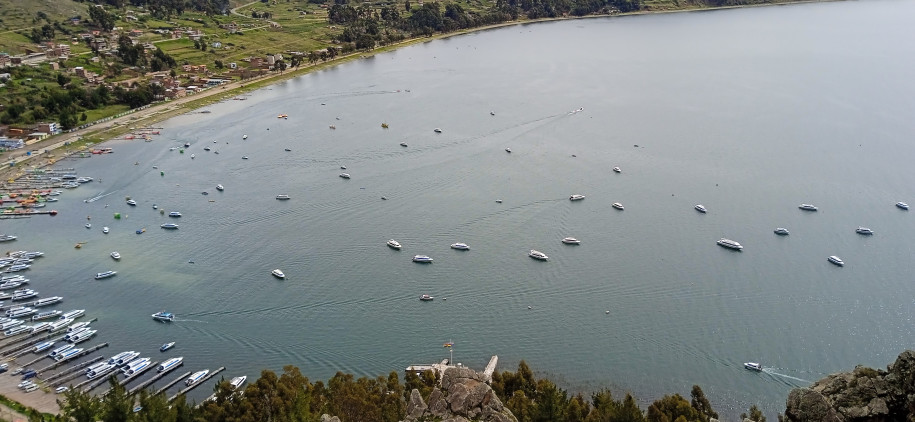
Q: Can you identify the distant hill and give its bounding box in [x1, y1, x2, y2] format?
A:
[0, 0, 84, 32]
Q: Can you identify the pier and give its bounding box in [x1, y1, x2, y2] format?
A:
[168, 367, 225, 402]
[1, 333, 63, 357]
[35, 342, 108, 373]
[482, 355, 498, 384]
[45, 356, 106, 387]
[154, 371, 191, 396]
[99, 360, 159, 397]
[128, 361, 184, 395]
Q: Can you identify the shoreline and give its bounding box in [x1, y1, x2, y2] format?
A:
[0, 0, 838, 415]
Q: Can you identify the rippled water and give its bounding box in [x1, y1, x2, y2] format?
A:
[4, 0, 915, 417]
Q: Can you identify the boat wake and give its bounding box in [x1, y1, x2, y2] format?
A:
[85, 191, 116, 203]
[762, 368, 810, 384]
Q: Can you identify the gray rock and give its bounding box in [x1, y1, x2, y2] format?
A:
[405, 389, 427, 421]
[320, 415, 341, 422]
[427, 388, 448, 417]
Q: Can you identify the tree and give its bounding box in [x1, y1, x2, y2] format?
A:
[56, 73, 70, 87]
[690, 386, 718, 422]
[741, 405, 766, 422]
[647, 394, 701, 422]
[404, 0, 411, 11]
[88, 5, 116, 32]
[58, 387, 101, 422]
[214, 59, 224, 69]
[80, 112, 87, 122]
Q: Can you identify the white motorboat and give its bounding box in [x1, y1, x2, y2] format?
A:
[896, 202, 909, 210]
[0, 235, 16, 242]
[717, 238, 743, 250]
[561, 237, 581, 245]
[85, 223, 91, 229]
[127, 199, 137, 206]
[158, 357, 183, 372]
[275, 194, 290, 200]
[110, 351, 140, 366]
[612, 202, 624, 210]
[168, 211, 182, 217]
[450, 243, 470, 250]
[111, 251, 121, 260]
[61, 309, 85, 320]
[32, 296, 62, 307]
[569, 194, 585, 201]
[32, 310, 61, 320]
[744, 362, 763, 372]
[799, 204, 818, 211]
[695, 204, 707, 213]
[33, 341, 55, 353]
[855, 227, 874, 235]
[160, 342, 175, 352]
[339, 173, 351, 179]
[160, 223, 179, 229]
[272, 269, 285, 279]
[102, 227, 109, 234]
[400, 142, 408, 147]
[186, 369, 210, 386]
[11, 289, 38, 301]
[419, 294, 434, 301]
[152, 311, 174, 322]
[229, 375, 247, 389]
[95, 271, 117, 280]
[48, 318, 74, 332]
[433, 128, 442, 133]
[612, 167, 621, 173]
[412, 255, 433, 263]
[242, 156, 249, 160]
[774, 228, 790, 236]
[216, 184, 224, 191]
[529, 250, 548, 261]
[828, 255, 844, 266]
[386, 239, 402, 250]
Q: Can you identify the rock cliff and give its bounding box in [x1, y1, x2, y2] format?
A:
[784, 350, 915, 421]
[403, 366, 518, 422]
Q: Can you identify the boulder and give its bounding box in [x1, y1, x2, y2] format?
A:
[402, 366, 518, 422]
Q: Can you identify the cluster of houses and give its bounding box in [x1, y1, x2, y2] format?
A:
[0, 122, 60, 150]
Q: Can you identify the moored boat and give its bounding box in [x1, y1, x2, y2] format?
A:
[111, 251, 120, 260]
[109, 351, 139, 366]
[32, 310, 62, 320]
[168, 211, 182, 217]
[126, 199, 137, 206]
[717, 238, 743, 250]
[48, 318, 74, 332]
[271, 269, 285, 279]
[828, 255, 844, 266]
[412, 255, 433, 263]
[157, 357, 184, 372]
[4, 326, 30, 337]
[229, 375, 247, 389]
[6, 307, 35, 318]
[561, 237, 581, 245]
[48, 344, 73, 358]
[0, 235, 17, 242]
[275, 194, 290, 200]
[450, 243, 470, 250]
[11, 289, 38, 301]
[695, 204, 707, 213]
[186, 369, 210, 386]
[32, 296, 62, 307]
[95, 271, 117, 280]
[419, 294, 434, 301]
[896, 202, 909, 210]
[612, 202, 624, 210]
[103, 227, 109, 234]
[386, 239, 402, 250]
[612, 167, 621, 173]
[160, 223, 179, 229]
[216, 184, 224, 191]
[61, 309, 85, 320]
[855, 227, 874, 235]
[774, 228, 790, 236]
[569, 194, 585, 201]
[529, 250, 549, 261]
[33, 341, 54, 353]
[339, 173, 351, 179]
[799, 204, 818, 211]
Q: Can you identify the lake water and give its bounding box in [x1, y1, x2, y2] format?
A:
[5, 0, 915, 417]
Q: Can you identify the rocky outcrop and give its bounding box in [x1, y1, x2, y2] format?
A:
[784, 350, 915, 421]
[403, 367, 518, 422]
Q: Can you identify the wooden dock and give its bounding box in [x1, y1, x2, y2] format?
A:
[167, 367, 225, 402]
[35, 342, 107, 373]
[154, 371, 191, 396]
[46, 356, 106, 387]
[128, 361, 184, 395]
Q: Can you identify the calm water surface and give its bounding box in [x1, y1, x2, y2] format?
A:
[5, 0, 915, 417]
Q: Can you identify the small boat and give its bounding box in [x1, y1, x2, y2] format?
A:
[569, 194, 586, 201]
[272, 269, 285, 279]
[433, 128, 442, 133]
[419, 294, 434, 301]
[828, 255, 844, 266]
[450, 243, 470, 250]
[400, 142, 408, 147]
[158, 357, 183, 372]
[151, 311, 174, 322]
[11, 289, 38, 301]
[242, 156, 249, 160]
[229, 375, 247, 389]
[137, 228, 146, 234]
[61, 309, 85, 320]
[896, 202, 909, 210]
[48, 318, 74, 332]
[412, 255, 433, 263]
[112, 351, 141, 366]
[95, 271, 116, 280]
[0, 235, 16, 242]
[201, 191, 208, 195]
[168, 211, 182, 217]
[799, 204, 818, 211]
[243, 135, 248, 139]
[33, 341, 55, 353]
[102, 227, 109, 234]
[275, 195, 291, 200]
[32, 310, 62, 320]
[612, 202, 624, 210]
[190, 154, 195, 159]
[160, 223, 179, 229]
[774, 228, 790, 235]
[612, 167, 621, 173]
[339, 173, 351, 179]
[717, 238, 743, 250]
[490, 111, 495, 116]
[561, 237, 581, 245]
[85, 223, 91, 229]
[496, 199, 503, 203]
[6, 264, 30, 272]
[48, 344, 74, 358]
[695, 204, 707, 213]
[55, 386, 69, 394]
[186, 369, 210, 386]
[153, 204, 158, 209]
[160, 342, 175, 352]
[284, 148, 291, 151]
[111, 251, 121, 260]
[340, 166, 347, 170]
[204, 146, 211, 151]
[855, 227, 874, 235]
[127, 199, 137, 206]
[32, 296, 62, 307]
[7, 307, 35, 318]
[744, 362, 763, 372]
[386, 239, 402, 250]
[184, 142, 191, 148]
[216, 184, 224, 191]
[505, 148, 511, 153]
[529, 250, 549, 260]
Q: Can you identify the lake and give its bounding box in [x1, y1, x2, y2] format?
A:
[5, 0, 915, 417]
